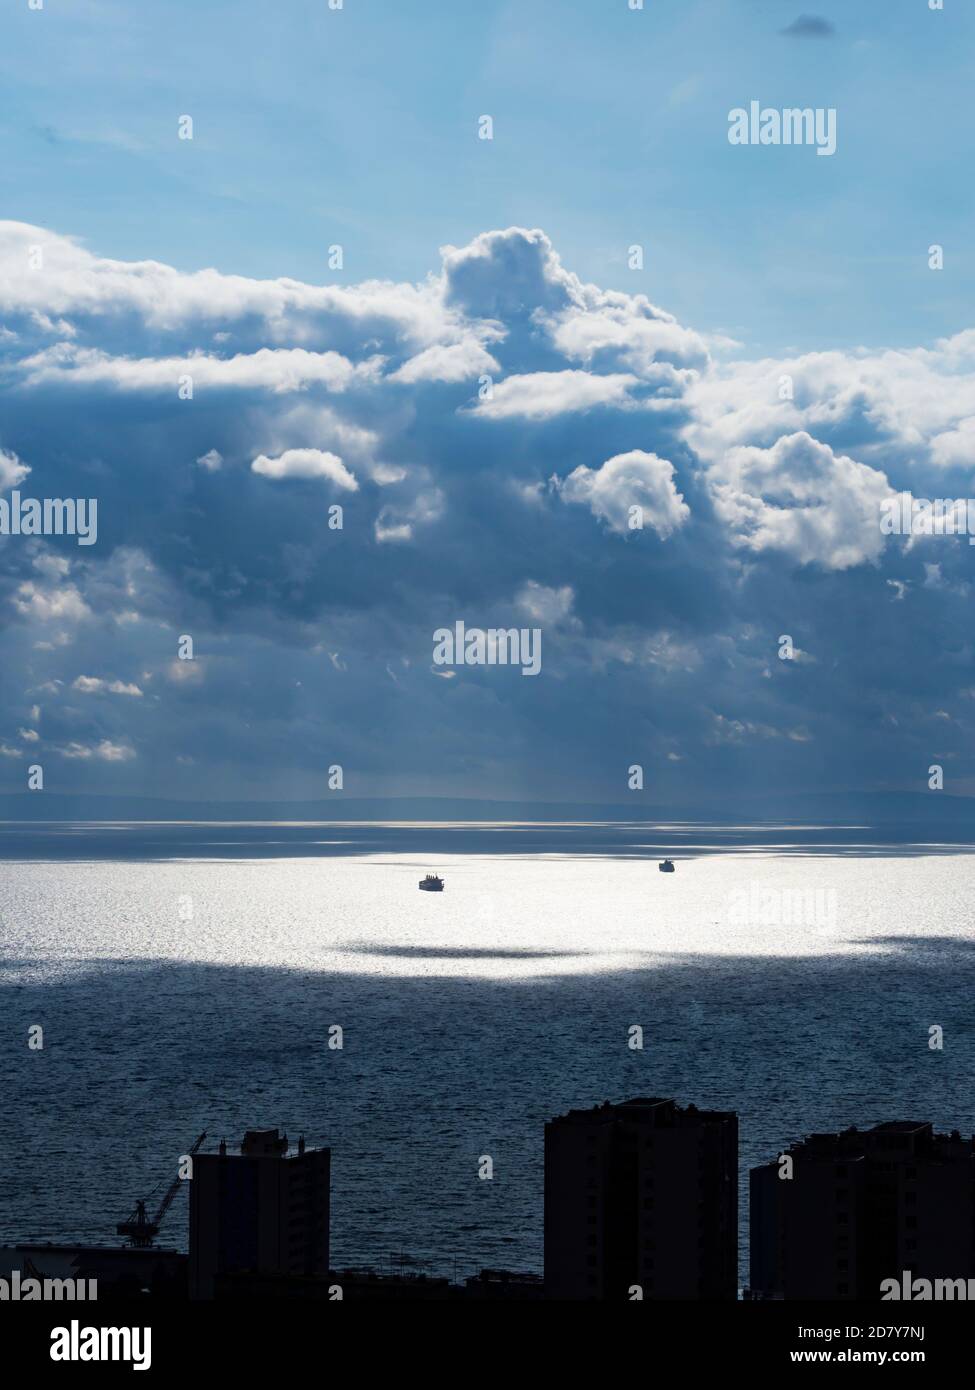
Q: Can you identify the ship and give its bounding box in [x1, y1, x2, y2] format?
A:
[659, 859, 675, 873]
[419, 873, 444, 892]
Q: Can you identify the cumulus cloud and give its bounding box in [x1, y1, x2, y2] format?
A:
[555, 450, 690, 538]
[683, 337, 975, 472]
[251, 448, 358, 490]
[442, 227, 573, 321]
[929, 415, 975, 468]
[710, 432, 895, 570]
[1, 218, 974, 801]
[0, 220, 460, 348]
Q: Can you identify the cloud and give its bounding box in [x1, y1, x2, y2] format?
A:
[780, 15, 836, 38]
[929, 415, 975, 468]
[709, 432, 895, 570]
[1, 218, 974, 802]
[251, 448, 358, 490]
[682, 335, 975, 473]
[0, 221, 460, 349]
[442, 227, 574, 321]
[95, 739, 136, 761]
[473, 369, 638, 420]
[58, 739, 135, 761]
[0, 448, 30, 490]
[13, 581, 90, 623]
[390, 339, 500, 385]
[555, 450, 690, 538]
[515, 581, 575, 626]
[72, 676, 143, 696]
[374, 488, 444, 543]
[18, 344, 370, 394]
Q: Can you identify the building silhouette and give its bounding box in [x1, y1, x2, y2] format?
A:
[189, 1129, 329, 1299]
[750, 1121, 975, 1299]
[544, 1097, 738, 1300]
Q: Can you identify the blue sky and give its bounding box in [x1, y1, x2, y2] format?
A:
[1, 1, 974, 808]
[3, 0, 972, 355]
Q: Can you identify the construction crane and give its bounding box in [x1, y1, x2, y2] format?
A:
[116, 1131, 207, 1248]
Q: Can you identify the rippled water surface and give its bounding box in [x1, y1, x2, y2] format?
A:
[1, 820, 973, 1284]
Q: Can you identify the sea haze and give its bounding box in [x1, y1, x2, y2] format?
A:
[1, 820, 973, 1286]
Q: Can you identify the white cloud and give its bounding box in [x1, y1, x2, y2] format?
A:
[684, 335, 975, 472]
[374, 489, 445, 544]
[72, 675, 143, 696]
[19, 344, 371, 395]
[13, 581, 90, 622]
[251, 448, 358, 490]
[391, 339, 500, 384]
[0, 221, 461, 348]
[929, 415, 975, 468]
[547, 297, 707, 377]
[96, 739, 136, 761]
[473, 369, 637, 421]
[515, 580, 575, 625]
[556, 449, 690, 538]
[0, 448, 30, 490]
[166, 659, 203, 684]
[710, 431, 895, 570]
[196, 448, 223, 472]
[58, 738, 135, 761]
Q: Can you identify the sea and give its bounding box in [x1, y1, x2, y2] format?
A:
[1, 818, 973, 1288]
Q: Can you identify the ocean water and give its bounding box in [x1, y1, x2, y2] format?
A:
[1, 820, 973, 1286]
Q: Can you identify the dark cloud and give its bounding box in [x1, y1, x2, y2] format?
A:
[780, 14, 836, 38]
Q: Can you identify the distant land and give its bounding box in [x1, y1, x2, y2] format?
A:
[0, 790, 973, 825]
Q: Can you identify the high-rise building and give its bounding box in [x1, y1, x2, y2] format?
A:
[189, 1129, 330, 1299]
[750, 1121, 975, 1300]
[544, 1097, 738, 1300]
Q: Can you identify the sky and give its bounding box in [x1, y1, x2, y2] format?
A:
[0, 0, 974, 808]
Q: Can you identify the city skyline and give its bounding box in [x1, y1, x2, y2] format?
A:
[6, 1103, 974, 1302]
